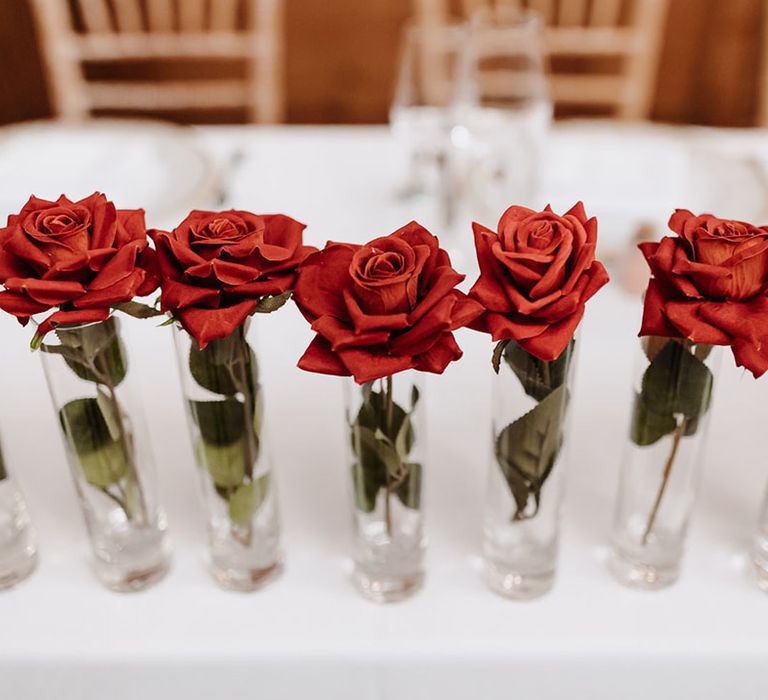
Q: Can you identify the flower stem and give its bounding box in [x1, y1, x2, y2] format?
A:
[384, 374, 394, 538]
[97, 355, 149, 525]
[223, 327, 257, 546]
[642, 415, 688, 546]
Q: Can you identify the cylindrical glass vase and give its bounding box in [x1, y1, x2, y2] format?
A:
[345, 371, 426, 602]
[173, 322, 282, 591]
[39, 315, 170, 591]
[610, 336, 720, 589]
[750, 487, 768, 592]
[482, 337, 576, 599]
[0, 447, 37, 590]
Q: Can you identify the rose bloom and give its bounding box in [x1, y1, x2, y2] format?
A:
[151, 209, 315, 347]
[293, 221, 483, 384]
[640, 209, 768, 377]
[469, 202, 609, 360]
[0, 193, 158, 336]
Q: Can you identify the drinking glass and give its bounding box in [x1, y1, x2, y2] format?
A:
[456, 6, 552, 218]
[390, 23, 470, 229]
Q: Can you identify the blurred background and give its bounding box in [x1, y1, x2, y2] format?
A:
[0, 0, 764, 127]
[1, 0, 767, 275]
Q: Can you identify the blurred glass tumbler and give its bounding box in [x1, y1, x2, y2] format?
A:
[751, 488, 768, 592]
[346, 372, 426, 603]
[390, 23, 469, 226]
[39, 315, 170, 591]
[174, 321, 283, 592]
[610, 337, 720, 590]
[0, 447, 37, 590]
[457, 7, 552, 216]
[483, 337, 577, 599]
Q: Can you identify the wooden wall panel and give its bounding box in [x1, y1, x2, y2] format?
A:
[0, 0, 764, 126]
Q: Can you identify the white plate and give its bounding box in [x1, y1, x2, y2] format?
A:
[0, 119, 218, 230]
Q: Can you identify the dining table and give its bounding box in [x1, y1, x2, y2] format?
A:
[2, 120, 768, 699]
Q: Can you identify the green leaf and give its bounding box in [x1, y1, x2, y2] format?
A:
[495, 384, 568, 518]
[52, 317, 127, 387]
[190, 398, 251, 445]
[492, 339, 510, 374]
[253, 291, 292, 314]
[356, 389, 412, 448]
[641, 341, 713, 419]
[112, 301, 165, 319]
[410, 384, 420, 410]
[0, 449, 7, 481]
[157, 316, 175, 327]
[496, 384, 568, 483]
[356, 425, 401, 478]
[198, 439, 247, 489]
[59, 398, 129, 487]
[394, 413, 415, 460]
[629, 392, 677, 446]
[350, 383, 419, 513]
[188, 333, 257, 396]
[352, 460, 381, 513]
[228, 475, 270, 527]
[77, 441, 131, 489]
[395, 462, 422, 509]
[503, 339, 574, 401]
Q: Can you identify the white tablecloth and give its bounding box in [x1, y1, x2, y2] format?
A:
[2, 123, 768, 699]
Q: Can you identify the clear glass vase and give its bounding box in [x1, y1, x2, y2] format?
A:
[173, 322, 282, 592]
[0, 448, 37, 590]
[610, 336, 720, 589]
[38, 315, 170, 591]
[345, 371, 426, 602]
[482, 337, 576, 599]
[750, 487, 768, 592]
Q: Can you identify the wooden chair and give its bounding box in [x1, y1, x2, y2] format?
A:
[28, 0, 284, 122]
[415, 0, 669, 119]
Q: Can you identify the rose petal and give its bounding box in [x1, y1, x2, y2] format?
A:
[177, 300, 257, 348]
[88, 239, 145, 290]
[697, 297, 768, 343]
[389, 295, 455, 355]
[227, 274, 296, 298]
[3, 277, 84, 305]
[0, 290, 49, 317]
[36, 307, 111, 337]
[297, 336, 349, 377]
[336, 347, 414, 384]
[472, 310, 549, 343]
[3, 227, 51, 270]
[414, 333, 462, 373]
[518, 309, 584, 361]
[663, 301, 732, 345]
[407, 266, 464, 325]
[160, 279, 220, 310]
[342, 288, 410, 333]
[74, 270, 146, 308]
[469, 223, 514, 313]
[563, 201, 588, 224]
[293, 243, 357, 321]
[311, 314, 390, 350]
[731, 338, 768, 378]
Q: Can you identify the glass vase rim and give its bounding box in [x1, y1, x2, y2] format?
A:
[33, 309, 117, 334]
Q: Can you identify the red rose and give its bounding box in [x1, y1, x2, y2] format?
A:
[293, 221, 483, 384]
[151, 209, 315, 348]
[0, 193, 158, 337]
[639, 209, 768, 377]
[469, 202, 609, 360]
